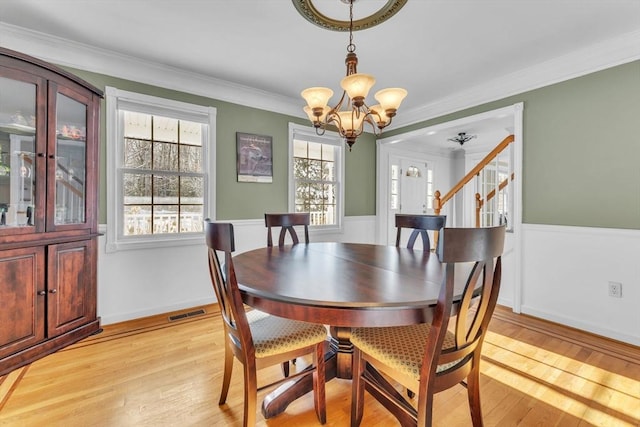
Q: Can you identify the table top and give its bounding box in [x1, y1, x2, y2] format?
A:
[234, 242, 462, 327]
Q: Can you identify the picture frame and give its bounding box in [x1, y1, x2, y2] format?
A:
[236, 132, 273, 183]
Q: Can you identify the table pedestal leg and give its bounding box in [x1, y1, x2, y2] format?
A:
[329, 326, 353, 379]
[262, 326, 409, 422]
[262, 326, 356, 419]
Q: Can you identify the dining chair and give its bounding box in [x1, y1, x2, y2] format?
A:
[265, 212, 310, 247]
[264, 212, 311, 376]
[395, 214, 446, 251]
[350, 225, 505, 427]
[205, 220, 327, 426]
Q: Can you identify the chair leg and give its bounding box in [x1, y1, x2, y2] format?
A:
[243, 363, 258, 427]
[416, 388, 435, 427]
[467, 361, 484, 427]
[313, 343, 327, 424]
[282, 357, 297, 377]
[281, 361, 290, 377]
[219, 339, 234, 405]
[350, 348, 365, 427]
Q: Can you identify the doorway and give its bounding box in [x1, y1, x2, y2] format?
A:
[376, 103, 524, 312]
[387, 156, 434, 245]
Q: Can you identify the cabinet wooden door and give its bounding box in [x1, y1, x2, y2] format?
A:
[0, 246, 45, 358]
[46, 240, 96, 337]
[0, 63, 47, 235]
[46, 82, 99, 233]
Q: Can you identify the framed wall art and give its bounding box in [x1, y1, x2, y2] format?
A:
[236, 132, 273, 183]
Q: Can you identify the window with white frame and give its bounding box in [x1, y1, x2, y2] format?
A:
[105, 87, 216, 251]
[289, 123, 344, 229]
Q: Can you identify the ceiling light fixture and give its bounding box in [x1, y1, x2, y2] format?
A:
[448, 132, 477, 146]
[300, 0, 407, 150]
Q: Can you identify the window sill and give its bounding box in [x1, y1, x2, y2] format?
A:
[104, 233, 204, 253]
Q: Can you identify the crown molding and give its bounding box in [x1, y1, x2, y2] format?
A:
[0, 22, 303, 118]
[389, 28, 640, 130]
[1, 22, 639, 128]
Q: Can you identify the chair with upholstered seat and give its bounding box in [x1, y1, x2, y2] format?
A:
[265, 212, 311, 376]
[205, 220, 326, 426]
[395, 214, 446, 251]
[350, 225, 505, 427]
[265, 212, 310, 247]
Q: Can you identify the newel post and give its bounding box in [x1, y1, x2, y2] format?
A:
[475, 193, 483, 227]
[433, 191, 442, 216]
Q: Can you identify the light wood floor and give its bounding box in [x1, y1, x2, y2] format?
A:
[1, 305, 639, 426]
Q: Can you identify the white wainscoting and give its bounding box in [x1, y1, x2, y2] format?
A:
[98, 218, 640, 347]
[521, 224, 640, 346]
[97, 216, 376, 325]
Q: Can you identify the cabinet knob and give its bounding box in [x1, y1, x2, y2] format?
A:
[49, 289, 57, 294]
[37, 290, 46, 296]
[37, 153, 45, 157]
[48, 154, 55, 159]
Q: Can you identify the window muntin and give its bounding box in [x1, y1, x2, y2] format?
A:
[106, 87, 216, 252]
[121, 112, 204, 236]
[289, 124, 343, 229]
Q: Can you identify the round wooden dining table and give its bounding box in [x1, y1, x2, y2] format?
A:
[233, 242, 453, 420]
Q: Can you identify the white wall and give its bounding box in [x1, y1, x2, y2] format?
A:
[521, 224, 640, 346]
[97, 216, 376, 325]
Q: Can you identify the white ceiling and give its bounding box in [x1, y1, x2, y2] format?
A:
[1, 0, 639, 150]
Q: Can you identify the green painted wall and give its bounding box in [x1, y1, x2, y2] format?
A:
[64, 68, 377, 222]
[387, 60, 640, 230]
[68, 60, 639, 229]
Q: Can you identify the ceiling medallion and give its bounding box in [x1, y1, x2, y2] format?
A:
[292, 0, 408, 32]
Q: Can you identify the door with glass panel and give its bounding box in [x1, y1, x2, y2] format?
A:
[0, 69, 46, 235]
[45, 83, 97, 231]
[387, 156, 434, 245]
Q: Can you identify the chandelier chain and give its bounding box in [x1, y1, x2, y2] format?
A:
[347, 0, 355, 53]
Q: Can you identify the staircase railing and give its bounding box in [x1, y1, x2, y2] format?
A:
[475, 172, 514, 226]
[434, 134, 514, 227]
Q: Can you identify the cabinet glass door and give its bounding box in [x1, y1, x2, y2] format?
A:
[54, 92, 87, 226]
[0, 76, 37, 229]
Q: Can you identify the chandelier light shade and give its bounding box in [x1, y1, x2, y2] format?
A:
[300, 0, 407, 150]
[301, 87, 334, 110]
[340, 73, 375, 103]
[375, 87, 408, 112]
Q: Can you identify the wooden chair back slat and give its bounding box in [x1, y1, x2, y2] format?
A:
[395, 214, 446, 250]
[265, 213, 310, 247]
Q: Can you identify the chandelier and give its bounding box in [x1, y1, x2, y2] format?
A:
[300, 0, 407, 150]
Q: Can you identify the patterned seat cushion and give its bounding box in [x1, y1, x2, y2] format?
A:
[246, 310, 327, 358]
[351, 323, 459, 381]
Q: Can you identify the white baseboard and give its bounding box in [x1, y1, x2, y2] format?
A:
[101, 297, 216, 325]
[520, 305, 640, 347]
[497, 297, 513, 311]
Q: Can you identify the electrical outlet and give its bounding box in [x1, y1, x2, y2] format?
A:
[608, 282, 622, 298]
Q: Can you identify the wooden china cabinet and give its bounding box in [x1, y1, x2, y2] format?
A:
[0, 47, 102, 375]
